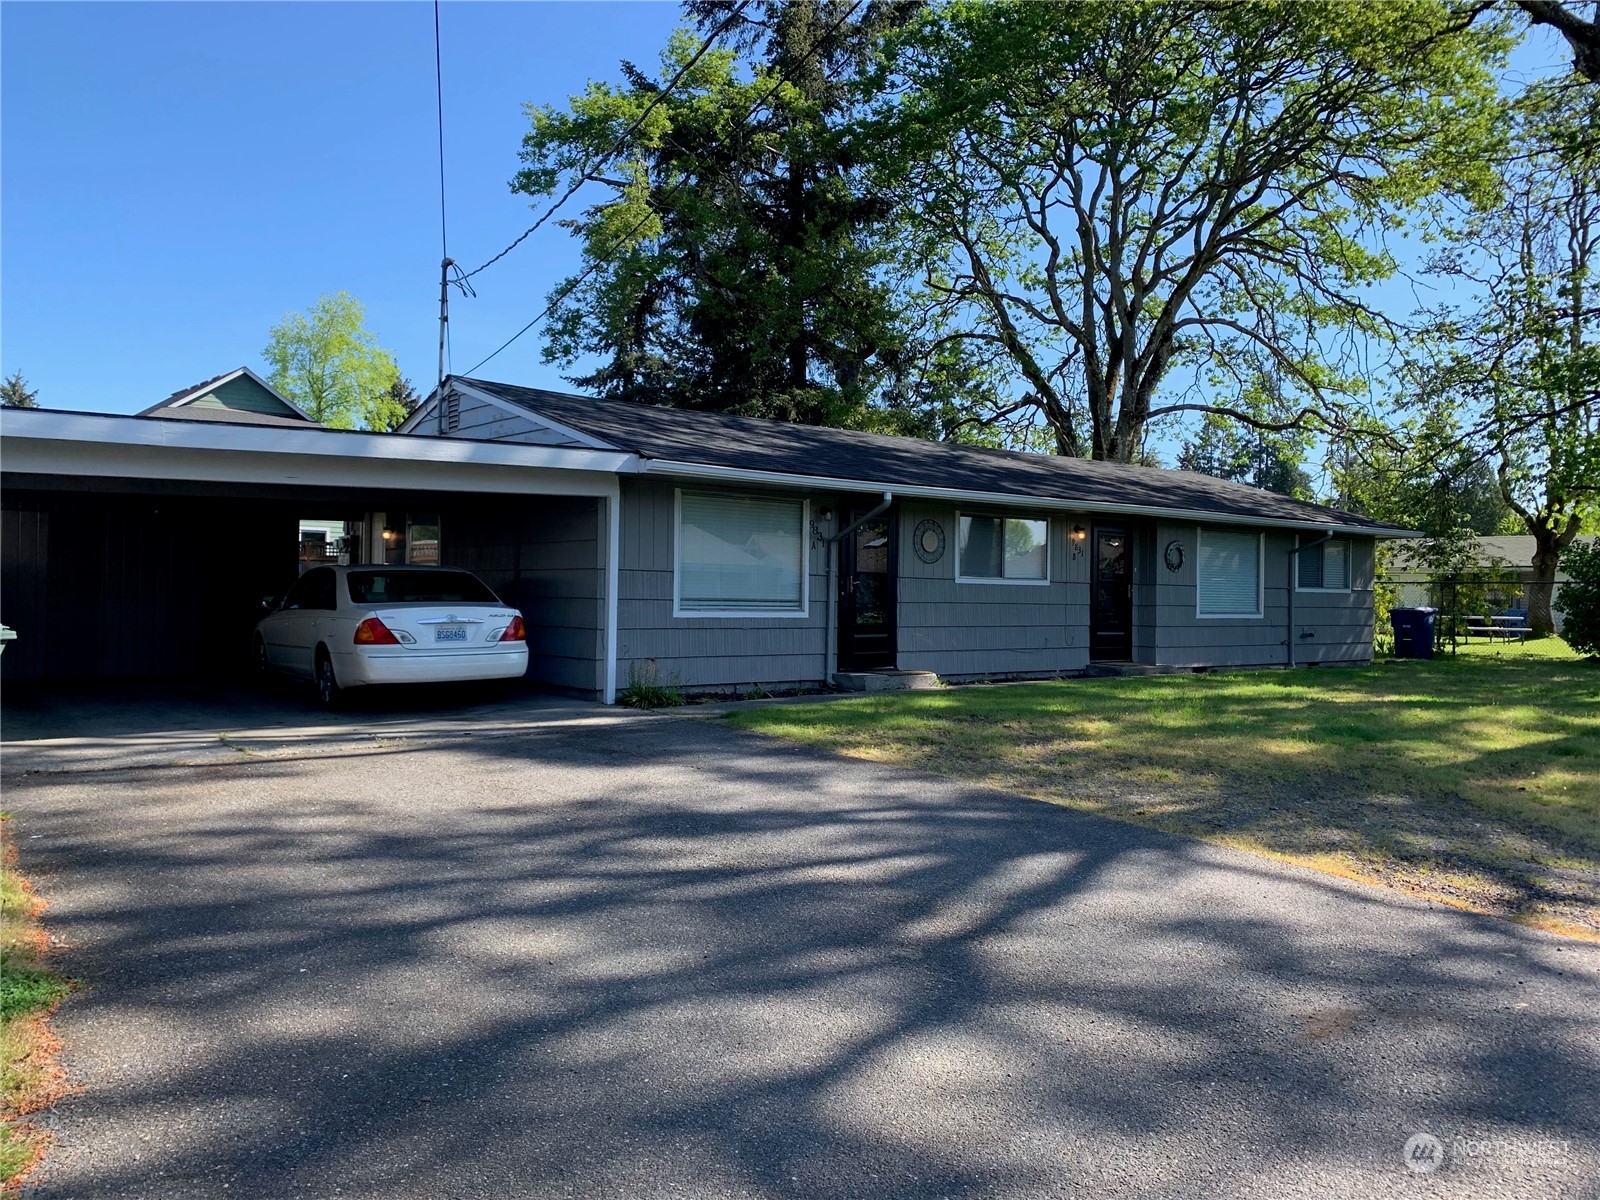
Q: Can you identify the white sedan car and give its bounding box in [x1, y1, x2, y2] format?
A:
[254, 565, 529, 706]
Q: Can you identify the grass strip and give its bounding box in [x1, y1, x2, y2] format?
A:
[728, 638, 1600, 937]
[1, 814, 75, 1194]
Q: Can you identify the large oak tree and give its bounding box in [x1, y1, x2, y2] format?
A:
[875, 0, 1514, 460]
[1414, 78, 1600, 632]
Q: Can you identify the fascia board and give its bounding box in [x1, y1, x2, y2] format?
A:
[639, 457, 1420, 539]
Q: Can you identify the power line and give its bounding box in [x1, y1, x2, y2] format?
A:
[459, 0, 753, 283]
[463, 0, 866, 377]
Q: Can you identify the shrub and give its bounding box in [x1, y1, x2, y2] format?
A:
[1555, 542, 1600, 656]
[619, 659, 685, 708]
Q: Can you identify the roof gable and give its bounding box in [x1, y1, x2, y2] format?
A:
[455, 376, 1409, 535]
[139, 367, 315, 425]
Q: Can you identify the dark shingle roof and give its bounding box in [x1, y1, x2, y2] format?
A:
[460, 377, 1405, 533]
[140, 371, 235, 414]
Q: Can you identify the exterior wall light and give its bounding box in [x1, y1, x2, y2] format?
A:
[1070, 524, 1087, 558]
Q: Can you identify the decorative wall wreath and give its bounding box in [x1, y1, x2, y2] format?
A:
[914, 519, 946, 564]
[1164, 540, 1186, 572]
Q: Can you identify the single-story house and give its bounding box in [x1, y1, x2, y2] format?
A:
[1, 372, 1413, 702]
[1385, 534, 1594, 634]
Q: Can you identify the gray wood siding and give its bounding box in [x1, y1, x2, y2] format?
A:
[1143, 523, 1375, 667]
[617, 477, 833, 690]
[618, 487, 1379, 688]
[409, 391, 596, 446]
[895, 502, 1090, 679]
[441, 497, 604, 695]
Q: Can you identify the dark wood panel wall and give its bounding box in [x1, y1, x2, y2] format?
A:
[2, 491, 295, 683]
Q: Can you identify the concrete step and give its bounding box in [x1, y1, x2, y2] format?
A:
[832, 669, 940, 692]
[1081, 662, 1181, 678]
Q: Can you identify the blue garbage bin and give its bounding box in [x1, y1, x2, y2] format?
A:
[1390, 607, 1438, 659]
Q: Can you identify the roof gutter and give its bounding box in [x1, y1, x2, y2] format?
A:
[638, 458, 1418, 539]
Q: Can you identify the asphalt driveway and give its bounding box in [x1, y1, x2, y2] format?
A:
[5, 705, 1599, 1199]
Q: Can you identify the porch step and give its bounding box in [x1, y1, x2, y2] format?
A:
[833, 669, 940, 693]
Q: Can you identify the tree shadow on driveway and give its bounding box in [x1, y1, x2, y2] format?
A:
[8, 719, 1600, 1199]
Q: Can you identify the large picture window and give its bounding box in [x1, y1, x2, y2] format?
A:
[675, 491, 808, 616]
[1196, 528, 1262, 617]
[1296, 537, 1350, 591]
[957, 514, 1050, 583]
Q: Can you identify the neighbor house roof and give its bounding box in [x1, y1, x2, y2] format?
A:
[138, 367, 317, 427]
[1388, 535, 1594, 579]
[450, 376, 1411, 536]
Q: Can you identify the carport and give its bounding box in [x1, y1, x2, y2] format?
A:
[1, 409, 631, 701]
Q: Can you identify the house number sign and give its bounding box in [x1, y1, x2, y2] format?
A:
[914, 519, 946, 564]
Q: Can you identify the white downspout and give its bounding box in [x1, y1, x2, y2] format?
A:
[603, 480, 621, 704]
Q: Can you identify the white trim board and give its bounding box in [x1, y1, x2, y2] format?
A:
[1, 408, 637, 478]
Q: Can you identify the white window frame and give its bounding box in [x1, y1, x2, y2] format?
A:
[1294, 536, 1352, 593]
[1195, 526, 1264, 619]
[672, 489, 811, 619]
[954, 511, 1053, 586]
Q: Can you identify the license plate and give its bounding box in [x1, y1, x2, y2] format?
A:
[434, 627, 468, 643]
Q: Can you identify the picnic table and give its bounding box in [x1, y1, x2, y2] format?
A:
[1463, 613, 1531, 642]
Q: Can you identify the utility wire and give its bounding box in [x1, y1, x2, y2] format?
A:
[463, 0, 865, 377]
[459, 0, 752, 283]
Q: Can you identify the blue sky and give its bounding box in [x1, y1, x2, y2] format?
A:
[1, 1, 1574, 449]
[2, 1, 684, 413]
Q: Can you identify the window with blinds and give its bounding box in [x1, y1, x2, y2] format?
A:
[675, 491, 808, 615]
[957, 514, 1050, 582]
[1196, 528, 1262, 617]
[1296, 537, 1350, 591]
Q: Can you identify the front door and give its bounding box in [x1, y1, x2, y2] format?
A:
[838, 510, 896, 671]
[1090, 526, 1133, 661]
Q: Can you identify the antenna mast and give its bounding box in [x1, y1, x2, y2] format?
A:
[436, 256, 454, 433]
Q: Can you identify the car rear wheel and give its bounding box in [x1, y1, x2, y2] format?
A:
[253, 636, 272, 682]
[314, 649, 342, 709]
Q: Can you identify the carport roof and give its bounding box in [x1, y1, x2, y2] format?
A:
[455, 375, 1413, 537]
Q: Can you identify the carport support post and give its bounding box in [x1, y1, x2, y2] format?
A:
[603, 482, 621, 705]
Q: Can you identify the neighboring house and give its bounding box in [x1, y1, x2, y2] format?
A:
[138, 366, 319, 428]
[1386, 535, 1594, 634]
[0, 372, 1414, 699]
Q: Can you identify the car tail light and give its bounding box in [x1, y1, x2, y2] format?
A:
[354, 617, 401, 645]
[500, 616, 526, 642]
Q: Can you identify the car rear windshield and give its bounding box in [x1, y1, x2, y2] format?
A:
[346, 570, 502, 606]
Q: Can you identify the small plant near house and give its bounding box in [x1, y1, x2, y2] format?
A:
[2, 814, 76, 1190]
[741, 683, 774, 702]
[619, 659, 685, 709]
[1555, 542, 1600, 658]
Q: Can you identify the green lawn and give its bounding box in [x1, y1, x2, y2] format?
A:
[727, 638, 1600, 937]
